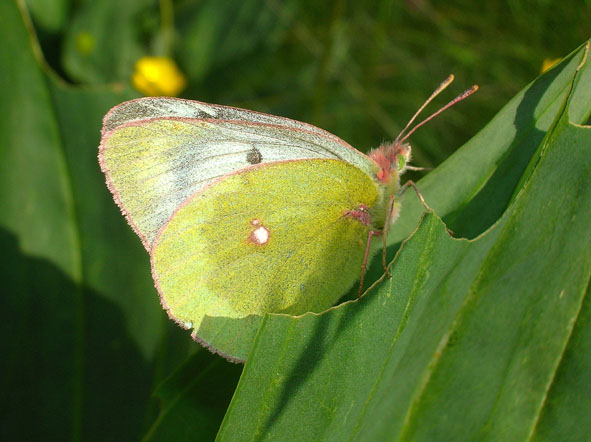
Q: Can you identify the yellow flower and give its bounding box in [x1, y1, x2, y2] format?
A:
[132, 56, 187, 96]
[541, 58, 561, 73]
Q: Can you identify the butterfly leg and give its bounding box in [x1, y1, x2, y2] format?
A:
[398, 180, 453, 235]
[380, 194, 398, 278]
[375, 181, 433, 289]
[397, 180, 431, 211]
[358, 229, 382, 298]
[358, 181, 438, 299]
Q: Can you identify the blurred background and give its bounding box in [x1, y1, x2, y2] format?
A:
[2, 0, 590, 440]
[30, 0, 590, 164]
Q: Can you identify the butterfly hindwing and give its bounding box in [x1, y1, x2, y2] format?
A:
[151, 159, 379, 359]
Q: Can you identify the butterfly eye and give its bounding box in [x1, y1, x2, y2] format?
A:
[397, 153, 406, 172]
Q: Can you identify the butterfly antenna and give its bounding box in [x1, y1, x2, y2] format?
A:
[394, 74, 455, 144]
[398, 83, 479, 144]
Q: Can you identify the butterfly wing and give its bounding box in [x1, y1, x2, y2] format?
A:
[99, 97, 377, 249]
[151, 159, 379, 360]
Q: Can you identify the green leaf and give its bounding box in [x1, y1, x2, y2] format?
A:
[0, 3, 201, 440]
[0, 0, 79, 279]
[216, 42, 591, 440]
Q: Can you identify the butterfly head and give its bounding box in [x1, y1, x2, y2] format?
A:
[369, 76, 478, 193]
[367, 76, 477, 230]
[368, 141, 412, 185]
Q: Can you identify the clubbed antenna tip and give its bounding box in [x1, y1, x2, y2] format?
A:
[395, 78, 478, 145]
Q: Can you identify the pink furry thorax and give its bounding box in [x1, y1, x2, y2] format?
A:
[368, 141, 411, 183]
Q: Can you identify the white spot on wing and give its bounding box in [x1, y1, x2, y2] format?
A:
[253, 227, 269, 244]
[249, 219, 270, 245]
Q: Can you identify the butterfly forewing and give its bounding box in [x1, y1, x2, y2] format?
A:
[99, 98, 377, 249]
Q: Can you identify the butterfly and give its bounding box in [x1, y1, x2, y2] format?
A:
[99, 75, 477, 361]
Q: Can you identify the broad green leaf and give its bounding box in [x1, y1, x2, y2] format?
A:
[1, 3, 198, 440]
[0, 0, 79, 280]
[531, 283, 591, 441]
[216, 42, 591, 440]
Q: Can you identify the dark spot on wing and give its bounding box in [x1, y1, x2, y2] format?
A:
[246, 146, 263, 164]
